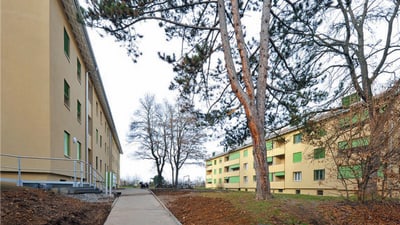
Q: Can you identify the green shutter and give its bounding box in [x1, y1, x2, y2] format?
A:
[269, 173, 273, 181]
[314, 148, 325, 159]
[243, 149, 248, 157]
[338, 141, 349, 150]
[229, 176, 240, 183]
[267, 156, 273, 163]
[229, 152, 240, 160]
[293, 152, 302, 163]
[352, 137, 369, 147]
[266, 140, 273, 150]
[206, 161, 212, 166]
[338, 165, 362, 179]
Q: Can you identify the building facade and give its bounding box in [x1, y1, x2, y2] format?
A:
[1, 0, 122, 188]
[206, 91, 400, 196]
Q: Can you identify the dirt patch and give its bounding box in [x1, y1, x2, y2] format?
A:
[1, 187, 112, 225]
[154, 189, 400, 225]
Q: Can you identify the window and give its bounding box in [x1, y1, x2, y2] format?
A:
[77, 58, 81, 82]
[96, 156, 98, 170]
[219, 168, 222, 174]
[100, 135, 102, 147]
[293, 152, 302, 163]
[77, 100, 81, 122]
[100, 159, 102, 172]
[214, 160, 216, 165]
[64, 80, 70, 107]
[296, 190, 301, 194]
[100, 111, 103, 123]
[64, 28, 70, 59]
[88, 117, 92, 136]
[229, 152, 240, 160]
[64, 131, 70, 157]
[293, 133, 302, 144]
[266, 140, 273, 150]
[293, 171, 302, 181]
[96, 129, 98, 144]
[96, 102, 99, 116]
[243, 163, 248, 170]
[314, 169, 325, 181]
[77, 141, 81, 160]
[218, 178, 222, 184]
[243, 149, 248, 157]
[317, 190, 324, 196]
[243, 176, 248, 184]
[213, 169, 216, 174]
[253, 175, 257, 182]
[314, 148, 325, 159]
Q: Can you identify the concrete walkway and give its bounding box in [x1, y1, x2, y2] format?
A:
[104, 188, 181, 225]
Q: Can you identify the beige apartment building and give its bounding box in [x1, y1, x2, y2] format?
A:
[206, 128, 340, 196]
[206, 91, 400, 196]
[1, 0, 122, 189]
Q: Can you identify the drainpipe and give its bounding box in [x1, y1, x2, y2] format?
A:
[85, 71, 89, 183]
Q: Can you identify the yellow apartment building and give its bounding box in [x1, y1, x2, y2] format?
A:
[206, 128, 340, 196]
[1, 0, 123, 190]
[206, 91, 400, 196]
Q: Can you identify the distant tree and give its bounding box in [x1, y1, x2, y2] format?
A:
[164, 100, 207, 188]
[127, 94, 167, 186]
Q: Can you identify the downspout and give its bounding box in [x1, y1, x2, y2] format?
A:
[85, 71, 89, 182]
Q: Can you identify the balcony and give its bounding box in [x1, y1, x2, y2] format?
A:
[269, 163, 285, 173]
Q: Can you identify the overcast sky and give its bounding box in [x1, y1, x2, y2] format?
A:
[87, 22, 215, 183]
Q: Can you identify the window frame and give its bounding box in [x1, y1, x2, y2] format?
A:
[293, 171, 302, 182]
[314, 169, 325, 181]
[64, 80, 70, 108]
[293, 133, 302, 144]
[64, 28, 70, 59]
[64, 131, 70, 157]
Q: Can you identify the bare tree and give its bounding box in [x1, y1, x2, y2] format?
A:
[166, 101, 207, 188]
[127, 94, 167, 186]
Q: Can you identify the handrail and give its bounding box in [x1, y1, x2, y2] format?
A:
[0, 153, 106, 191]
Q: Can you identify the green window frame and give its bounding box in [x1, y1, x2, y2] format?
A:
[77, 141, 81, 160]
[214, 160, 217, 165]
[267, 156, 273, 163]
[293, 152, 302, 163]
[77, 58, 81, 82]
[314, 169, 325, 181]
[64, 80, 70, 107]
[314, 148, 325, 159]
[219, 168, 222, 174]
[77, 100, 81, 122]
[64, 28, 70, 58]
[266, 140, 273, 150]
[293, 133, 302, 144]
[64, 131, 70, 157]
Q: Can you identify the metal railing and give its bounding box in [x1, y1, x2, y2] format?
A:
[0, 153, 108, 192]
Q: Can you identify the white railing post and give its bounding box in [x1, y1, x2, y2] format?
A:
[80, 161, 84, 187]
[17, 157, 22, 187]
[73, 160, 77, 187]
[105, 170, 108, 195]
[89, 166, 92, 187]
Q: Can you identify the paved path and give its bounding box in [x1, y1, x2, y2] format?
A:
[104, 188, 181, 225]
